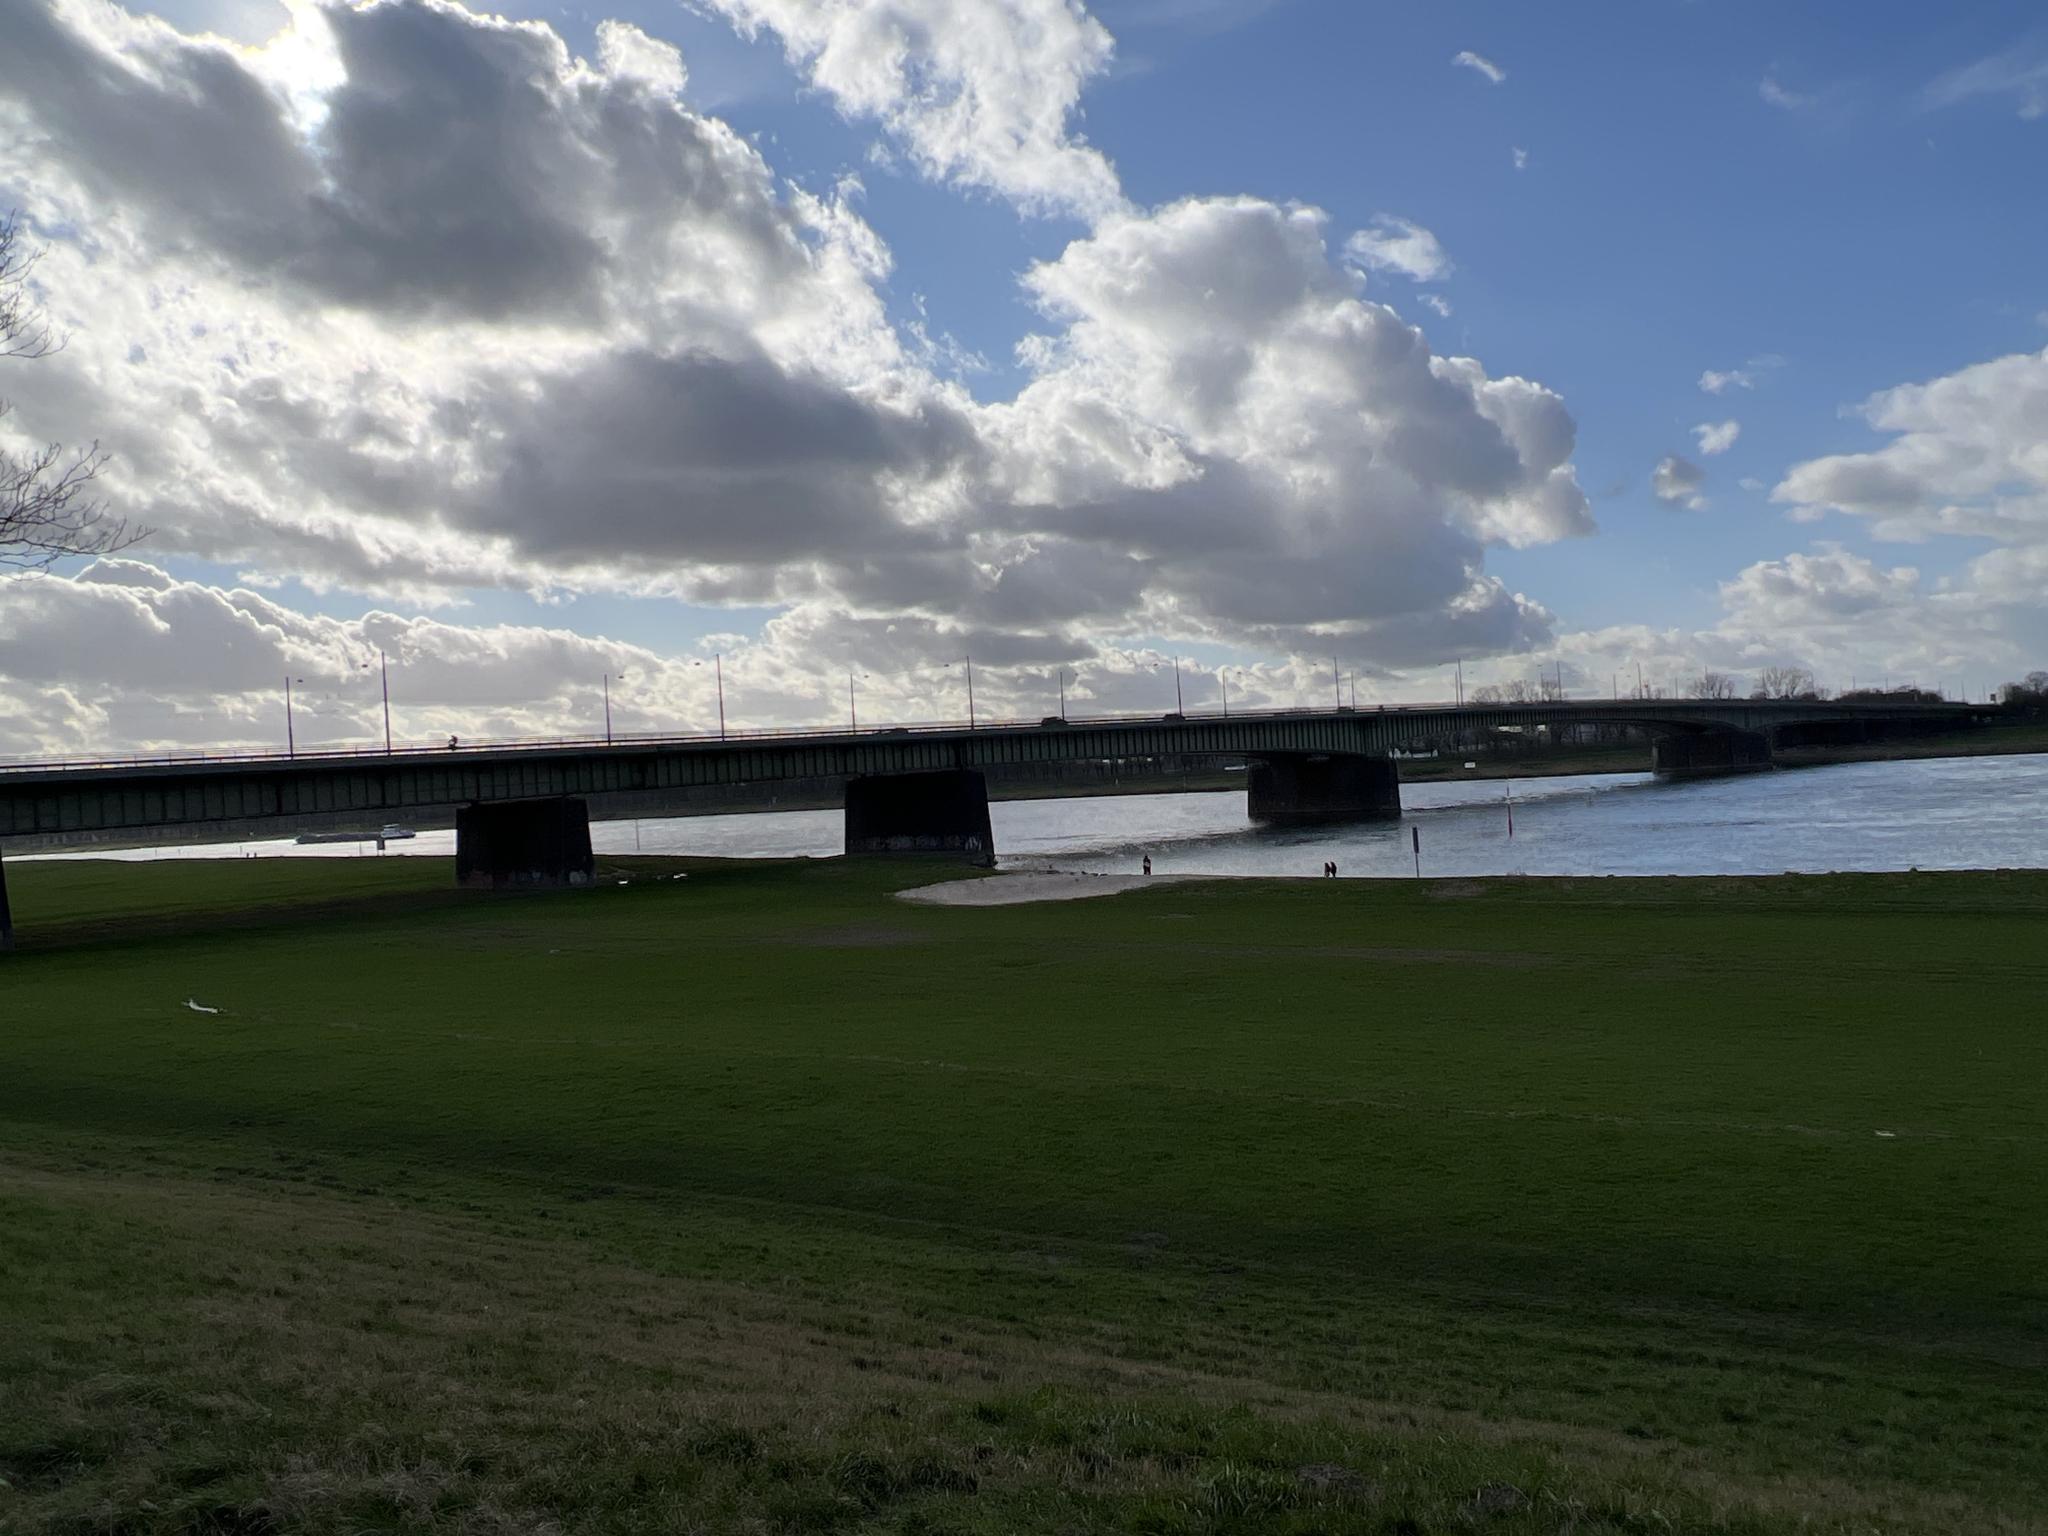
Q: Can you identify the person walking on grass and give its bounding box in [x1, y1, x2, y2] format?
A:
[1142, 854, 1152, 877]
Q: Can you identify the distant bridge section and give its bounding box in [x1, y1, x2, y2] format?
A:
[0, 697, 1992, 946]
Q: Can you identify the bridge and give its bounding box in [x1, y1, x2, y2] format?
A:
[0, 696, 1991, 947]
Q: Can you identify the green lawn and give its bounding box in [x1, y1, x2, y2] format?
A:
[2, 855, 2045, 1534]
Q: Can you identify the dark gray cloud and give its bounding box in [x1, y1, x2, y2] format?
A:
[1652, 454, 1706, 507]
[456, 348, 983, 566]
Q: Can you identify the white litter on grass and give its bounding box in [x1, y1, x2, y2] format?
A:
[1875, 1130, 1897, 1138]
[184, 999, 219, 1015]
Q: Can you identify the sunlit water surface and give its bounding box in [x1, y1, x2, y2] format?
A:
[31, 754, 2048, 879]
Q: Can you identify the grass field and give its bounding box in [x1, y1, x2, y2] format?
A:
[2, 855, 2045, 1534]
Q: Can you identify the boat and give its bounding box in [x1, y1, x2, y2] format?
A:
[292, 824, 418, 845]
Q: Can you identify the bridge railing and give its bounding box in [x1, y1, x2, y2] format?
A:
[0, 701, 1423, 774]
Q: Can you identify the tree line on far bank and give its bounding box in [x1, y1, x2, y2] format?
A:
[1473, 667, 2048, 712]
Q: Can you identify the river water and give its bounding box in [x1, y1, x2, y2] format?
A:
[31, 754, 2048, 879]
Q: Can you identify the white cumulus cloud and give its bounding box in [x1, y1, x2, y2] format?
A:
[1923, 40, 2048, 122]
[1544, 540, 2036, 705]
[697, 0, 1126, 220]
[1760, 74, 1814, 110]
[1772, 346, 2048, 544]
[1343, 215, 1452, 283]
[1453, 50, 1505, 85]
[1693, 420, 1741, 456]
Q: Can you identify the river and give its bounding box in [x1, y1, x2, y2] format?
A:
[30, 753, 2048, 879]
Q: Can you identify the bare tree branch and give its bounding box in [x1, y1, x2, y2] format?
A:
[1751, 665, 1818, 701]
[2, 210, 143, 567]
[0, 210, 58, 362]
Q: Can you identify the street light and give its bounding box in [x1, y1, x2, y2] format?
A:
[358, 651, 393, 752]
[928, 656, 981, 727]
[693, 653, 726, 739]
[284, 675, 305, 757]
[848, 670, 870, 731]
[602, 670, 629, 745]
[946, 655, 976, 728]
[1057, 667, 1069, 720]
[1172, 656, 1185, 714]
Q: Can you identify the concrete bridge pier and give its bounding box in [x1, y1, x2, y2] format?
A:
[1246, 753, 1402, 825]
[455, 796, 595, 889]
[1, 845, 13, 952]
[1651, 730, 1773, 779]
[844, 769, 995, 865]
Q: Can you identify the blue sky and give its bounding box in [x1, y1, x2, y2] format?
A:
[3, 0, 2045, 747]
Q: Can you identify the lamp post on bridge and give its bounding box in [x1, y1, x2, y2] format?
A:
[358, 651, 393, 752]
[602, 670, 629, 745]
[1172, 656, 1185, 714]
[716, 653, 725, 737]
[284, 676, 305, 757]
[691, 654, 726, 739]
[949, 655, 975, 728]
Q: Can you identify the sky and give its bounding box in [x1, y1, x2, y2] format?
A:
[1, 0, 2045, 754]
